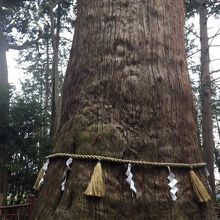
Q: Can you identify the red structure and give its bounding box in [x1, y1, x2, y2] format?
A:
[0, 196, 35, 220]
[0, 203, 32, 219]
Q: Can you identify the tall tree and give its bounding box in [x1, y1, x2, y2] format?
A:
[198, 0, 215, 193]
[8, 82, 50, 202]
[17, 0, 75, 145]
[185, 0, 220, 193]
[0, 0, 41, 204]
[32, 1, 214, 219]
[0, 28, 9, 206]
[49, 2, 62, 144]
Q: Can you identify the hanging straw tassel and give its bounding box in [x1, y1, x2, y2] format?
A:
[189, 170, 211, 202]
[33, 166, 45, 190]
[84, 162, 105, 197]
[33, 159, 49, 191]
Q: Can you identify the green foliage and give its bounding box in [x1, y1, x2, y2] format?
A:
[185, 0, 199, 19]
[0, 1, 41, 45]
[7, 83, 50, 198]
[212, 89, 220, 171]
[0, 0, 76, 200]
[185, 0, 220, 18]
[184, 0, 220, 177]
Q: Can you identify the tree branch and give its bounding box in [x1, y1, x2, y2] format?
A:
[211, 76, 220, 83]
[185, 26, 200, 39]
[210, 69, 220, 75]
[60, 36, 72, 42]
[209, 27, 220, 43]
[187, 48, 201, 58]
[210, 44, 220, 47]
[210, 58, 220, 62]
[211, 81, 220, 90]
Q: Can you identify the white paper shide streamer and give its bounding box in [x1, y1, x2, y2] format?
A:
[204, 167, 212, 192]
[38, 159, 50, 189]
[61, 158, 73, 191]
[125, 163, 137, 195]
[167, 166, 178, 201]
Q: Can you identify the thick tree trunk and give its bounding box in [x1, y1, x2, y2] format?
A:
[198, 0, 215, 193]
[0, 29, 9, 206]
[32, 1, 214, 219]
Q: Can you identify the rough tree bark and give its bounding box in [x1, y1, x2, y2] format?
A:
[42, 26, 50, 138]
[50, 3, 62, 144]
[0, 29, 9, 206]
[198, 0, 215, 193]
[32, 1, 214, 219]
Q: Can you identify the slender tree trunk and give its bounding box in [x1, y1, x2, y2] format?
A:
[43, 28, 50, 138]
[215, 113, 220, 141]
[214, 112, 220, 171]
[50, 4, 62, 144]
[198, 0, 215, 193]
[0, 29, 9, 206]
[32, 1, 214, 219]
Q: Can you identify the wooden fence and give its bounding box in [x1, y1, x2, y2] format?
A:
[0, 197, 35, 220]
